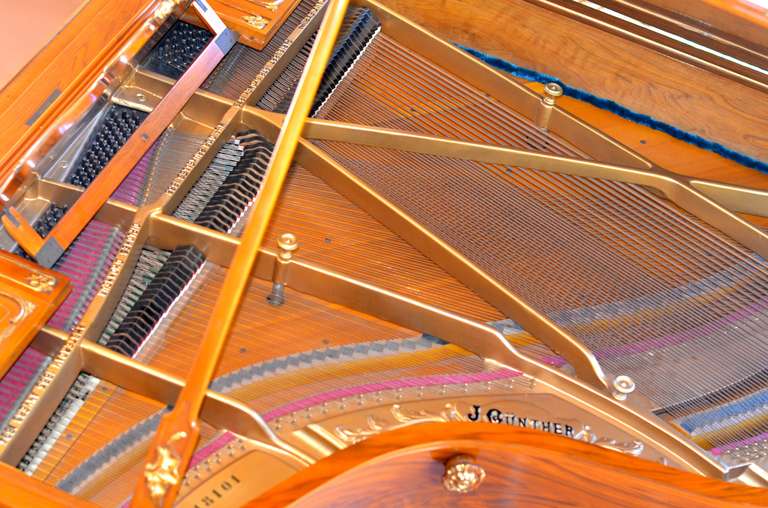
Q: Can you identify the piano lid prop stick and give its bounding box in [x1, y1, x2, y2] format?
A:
[1, 0, 235, 269]
[130, 0, 350, 506]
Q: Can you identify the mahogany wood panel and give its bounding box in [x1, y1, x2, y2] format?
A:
[0, 0, 87, 90]
[0, 463, 96, 508]
[208, 0, 303, 50]
[0, 251, 69, 378]
[0, 0, 158, 198]
[251, 423, 768, 507]
[376, 0, 768, 162]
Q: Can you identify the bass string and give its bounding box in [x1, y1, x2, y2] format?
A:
[33, 378, 163, 484]
[318, 140, 768, 410]
[312, 31, 768, 402]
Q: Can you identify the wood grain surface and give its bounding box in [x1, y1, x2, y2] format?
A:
[522, 81, 768, 230]
[640, 0, 768, 49]
[133, 267, 415, 380]
[376, 0, 768, 163]
[250, 423, 768, 507]
[266, 165, 504, 323]
[0, 0, 88, 90]
[0, 462, 96, 508]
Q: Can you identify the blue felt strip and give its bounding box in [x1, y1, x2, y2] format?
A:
[457, 44, 768, 175]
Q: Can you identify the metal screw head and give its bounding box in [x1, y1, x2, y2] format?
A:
[612, 375, 636, 401]
[277, 233, 298, 261]
[544, 82, 563, 98]
[542, 82, 563, 107]
[442, 455, 486, 494]
[278, 233, 298, 251]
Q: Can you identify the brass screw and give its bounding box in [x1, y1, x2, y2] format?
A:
[542, 82, 563, 106]
[612, 375, 636, 401]
[277, 233, 298, 261]
[267, 233, 298, 307]
[536, 82, 563, 130]
[442, 455, 486, 494]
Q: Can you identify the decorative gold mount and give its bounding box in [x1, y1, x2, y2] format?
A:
[250, 0, 285, 11]
[243, 14, 270, 30]
[25, 273, 57, 294]
[442, 455, 486, 494]
[144, 431, 188, 505]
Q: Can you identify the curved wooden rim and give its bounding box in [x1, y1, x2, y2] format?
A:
[247, 423, 768, 507]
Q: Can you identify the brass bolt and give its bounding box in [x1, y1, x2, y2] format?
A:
[542, 82, 563, 106]
[277, 232, 298, 261]
[612, 375, 636, 401]
[536, 82, 563, 131]
[267, 233, 298, 306]
[442, 455, 486, 494]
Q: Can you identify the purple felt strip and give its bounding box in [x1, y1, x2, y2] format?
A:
[0, 348, 47, 420]
[189, 431, 236, 469]
[710, 431, 768, 456]
[48, 221, 123, 329]
[538, 298, 768, 366]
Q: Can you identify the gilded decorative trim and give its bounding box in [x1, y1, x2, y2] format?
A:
[243, 15, 270, 30]
[25, 273, 57, 294]
[333, 402, 645, 457]
[145, 431, 188, 504]
[0, 292, 35, 342]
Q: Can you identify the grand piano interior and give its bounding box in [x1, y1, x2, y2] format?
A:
[0, 0, 767, 506]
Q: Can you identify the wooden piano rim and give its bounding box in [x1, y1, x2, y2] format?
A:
[248, 423, 768, 507]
